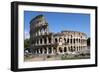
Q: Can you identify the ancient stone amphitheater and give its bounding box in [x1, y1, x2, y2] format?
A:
[30, 15, 87, 56]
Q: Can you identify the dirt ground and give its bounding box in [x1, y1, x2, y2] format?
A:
[24, 54, 90, 62]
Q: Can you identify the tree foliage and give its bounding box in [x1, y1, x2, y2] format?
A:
[87, 37, 90, 46]
[24, 39, 30, 48]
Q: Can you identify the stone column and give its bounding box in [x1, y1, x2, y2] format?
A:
[43, 28, 45, 33]
[56, 47, 59, 54]
[40, 48, 41, 54]
[38, 49, 39, 54]
[46, 47, 48, 54]
[80, 39, 81, 47]
[38, 30, 40, 35]
[41, 29, 44, 35]
[51, 47, 53, 54]
[40, 29, 41, 35]
[42, 38, 44, 45]
[43, 48, 45, 54]
[36, 49, 38, 54]
[51, 36, 53, 44]
[45, 28, 48, 34]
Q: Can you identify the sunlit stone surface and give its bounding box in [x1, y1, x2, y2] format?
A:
[29, 14, 89, 57]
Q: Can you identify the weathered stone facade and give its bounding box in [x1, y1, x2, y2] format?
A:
[30, 15, 87, 55]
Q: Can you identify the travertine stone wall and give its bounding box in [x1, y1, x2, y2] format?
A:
[30, 15, 87, 55]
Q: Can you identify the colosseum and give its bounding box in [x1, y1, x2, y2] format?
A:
[29, 14, 88, 56]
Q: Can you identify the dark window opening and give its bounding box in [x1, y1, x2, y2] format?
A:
[44, 48, 47, 54]
[48, 48, 52, 53]
[44, 38, 47, 44]
[55, 38, 57, 43]
[76, 39, 78, 42]
[40, 38, 42, 44]
[59, 47, 62, 53]
[64, 38, 66, 42]
[40, 48, 42, 54]
[64, 47, 67, 52]
[74, 39, 75, 43]
[70, 46, 73, 52]
[48, 38, 51, 43]
[37, 39, 39, 44]
[67, 39, 69, 43]
[70, 39, 72, 44]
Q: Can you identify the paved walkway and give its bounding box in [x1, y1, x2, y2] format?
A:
[24, 55, 61, 62]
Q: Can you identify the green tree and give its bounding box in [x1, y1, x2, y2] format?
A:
[24, 39, 30, 48]
[87, 37, 90, 46]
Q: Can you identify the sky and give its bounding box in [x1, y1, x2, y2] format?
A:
[24, 11, 90, 39]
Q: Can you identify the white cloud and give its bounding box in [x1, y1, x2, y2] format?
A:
[24, 31, 30, 39]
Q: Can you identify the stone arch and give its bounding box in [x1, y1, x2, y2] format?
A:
[59, 47, 62, 53]
[59, 37, 62, 42]
[74, 38, 75, 44]
[64, 38, 66, 43]
[40, 38, 42, 44]
[55, 38, 58, 43]
[48, 37, 51, 43]
[64, 47, 67, 52]
[67, 38, 69, 43]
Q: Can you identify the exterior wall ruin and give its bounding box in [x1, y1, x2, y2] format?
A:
[30, 15, 88, 55]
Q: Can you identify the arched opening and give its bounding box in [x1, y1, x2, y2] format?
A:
[40, 48, 42, 54]
[48, 37, 51, 43]
[70, 39, 72, 44]
[74, 46, 75, 51]
[67, 38, 69, 43]
[40, 38, 42, 44]
[74, 38, 75, 44]
[44, 48, 47, 54]
[59, 47, 62, 53]
[55, 38, 58, 43]
[70, 46, 73, 52]
[64, 47, 67, 52]
[64, 38, 66, 43]
[48, 47, 52, 53]
[76, 38, 78, 43]
[59, 38, 62, 42]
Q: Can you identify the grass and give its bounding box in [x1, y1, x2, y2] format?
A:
[61, 55, 90, 60]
